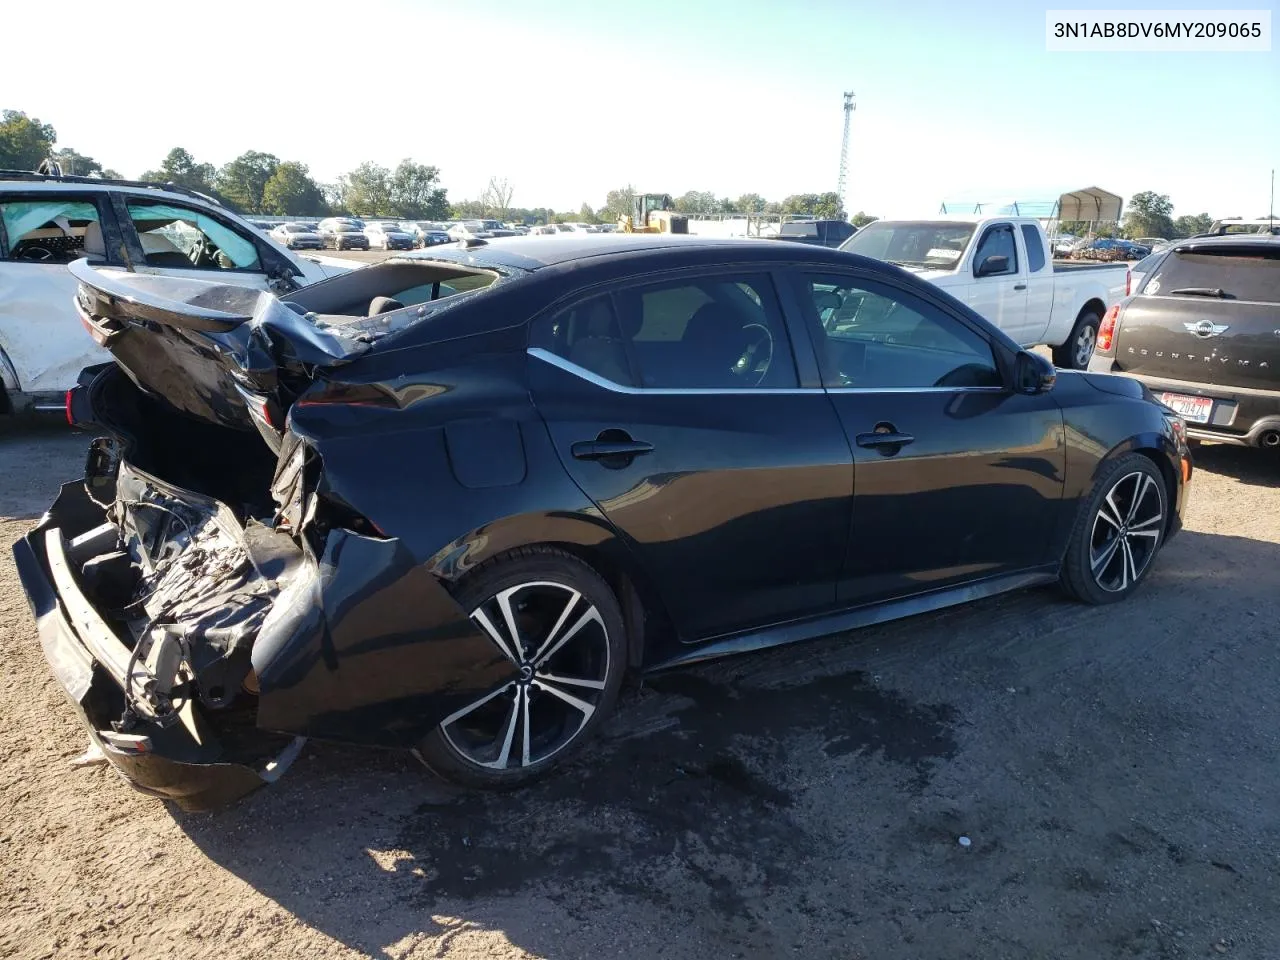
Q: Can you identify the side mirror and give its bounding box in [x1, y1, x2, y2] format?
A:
[975, 254, 1009, 278]
[1015, 350, 1056, 394]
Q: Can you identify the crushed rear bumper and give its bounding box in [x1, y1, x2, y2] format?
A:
[12, 480, 305, 812]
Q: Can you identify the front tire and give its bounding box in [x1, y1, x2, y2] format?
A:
[1060, 454, 1167, 605]
[1052, 308, 1101, 369]
[417, 547, 627, 788]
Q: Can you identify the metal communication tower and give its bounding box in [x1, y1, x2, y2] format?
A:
[837, 91, 855, 211]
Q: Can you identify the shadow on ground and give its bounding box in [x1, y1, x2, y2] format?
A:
[1191, 442, 1280, 488]
[0, 419, 88, 521]
[179, 658, 958, 956]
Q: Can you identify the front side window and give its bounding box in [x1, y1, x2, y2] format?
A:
[537, 274, 798, 390]
[799, 274, 1002, 390]
[972, 224, 1018, 277]
[127, 201, 261, 271]
[0, 197, 105, 264]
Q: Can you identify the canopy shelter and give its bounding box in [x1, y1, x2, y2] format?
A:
[938, 187, 1123, 222]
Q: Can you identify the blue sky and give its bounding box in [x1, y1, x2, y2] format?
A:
[8, 0, 1278, 218]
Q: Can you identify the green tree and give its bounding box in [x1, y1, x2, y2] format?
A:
[339, 162, 393, 216]
[602, 185, 636, 221]
[450, 199, 485, 219]
[674, 190, 718, 215]
[261, 161, 327, 216]
[782, 192, 844, 219]
[141, 147, 218, 193]
[389, 159, 448, 218]
[50, 147, 105, 177]
[577, 202, 599, 224]
[850, 211, 878, 228]
[216, 151, 280, 213]
[1171, 212, 1212, 237]
[0, 110, 57, 169]
[1121, 191, 1174, 239]
[733, 193, 766, 214]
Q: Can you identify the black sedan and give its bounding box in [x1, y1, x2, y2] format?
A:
[13, 237, 1191, 809]
[322, 225, 370, 251]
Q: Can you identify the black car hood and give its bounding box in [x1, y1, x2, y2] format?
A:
[69, 260, 373, 432]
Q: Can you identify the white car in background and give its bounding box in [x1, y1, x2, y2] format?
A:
[447, 221, 493, 241]
[364, 221, 415, 251]
[0, 171, 347, 415]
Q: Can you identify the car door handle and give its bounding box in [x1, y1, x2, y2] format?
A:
[571, 439, 654, 460]
[1013, 283, 1027, 290]
[855, 431, 914, 448]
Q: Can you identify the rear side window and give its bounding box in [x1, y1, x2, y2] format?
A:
[0, 197, 106, 264]
[536, 274, 798, 390]
[1020, 225, 1046, 272]
[1146, 248, 1280, 303]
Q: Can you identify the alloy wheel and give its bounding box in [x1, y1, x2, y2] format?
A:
[1074, 324, 1097, 367]
[438, 581, 611, 770]
[1089, 471, 1164, 592]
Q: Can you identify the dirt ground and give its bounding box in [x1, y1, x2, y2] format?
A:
[1, 419, 1278, 960]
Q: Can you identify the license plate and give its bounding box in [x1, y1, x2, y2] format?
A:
[1160, 392, 1213, 423]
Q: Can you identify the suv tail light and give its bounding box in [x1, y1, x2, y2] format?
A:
[1097, 304, 1120, 353]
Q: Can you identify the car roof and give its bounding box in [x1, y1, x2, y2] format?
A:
[391, 233, 864, 272]
[0, 173, 226, 207]
[1172, 234, 1280, 252]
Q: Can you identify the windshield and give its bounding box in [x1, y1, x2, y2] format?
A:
[1146, 247, 1280, 303]
[284, 224, 310, 233]
[781, 223, 819, 237]
[840, 220, 975, 270]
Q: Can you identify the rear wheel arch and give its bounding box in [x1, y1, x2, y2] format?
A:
[1052, 299, 1108, 369]
[1132, 446, 1180, 537]
[425, 518, 674, 671]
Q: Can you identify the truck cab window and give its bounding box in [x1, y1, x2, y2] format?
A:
[1020, 224, 1046, 272]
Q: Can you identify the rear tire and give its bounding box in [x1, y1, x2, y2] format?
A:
[1060, 454, 1167, 605]
[416, 547, 627, 789]
[1052, 308, 1101, 370]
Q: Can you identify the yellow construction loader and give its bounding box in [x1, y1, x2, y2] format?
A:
[618, 193, 689, 234]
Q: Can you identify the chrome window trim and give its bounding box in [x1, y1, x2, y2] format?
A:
[528, 348, 1009, 396]
[528, 348, 811, 395]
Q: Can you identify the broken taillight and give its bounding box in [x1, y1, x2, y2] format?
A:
[1097, 304, 1121, 353]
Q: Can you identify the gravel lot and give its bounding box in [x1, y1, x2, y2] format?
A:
[1, 419, 1278, 960]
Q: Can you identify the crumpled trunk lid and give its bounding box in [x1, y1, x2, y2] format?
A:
[69, 259, 372, 440]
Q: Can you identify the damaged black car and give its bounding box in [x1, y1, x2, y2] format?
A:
[13, 235, 1192, 810]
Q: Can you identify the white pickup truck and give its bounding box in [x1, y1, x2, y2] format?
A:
[839, 216, 1127, 368]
